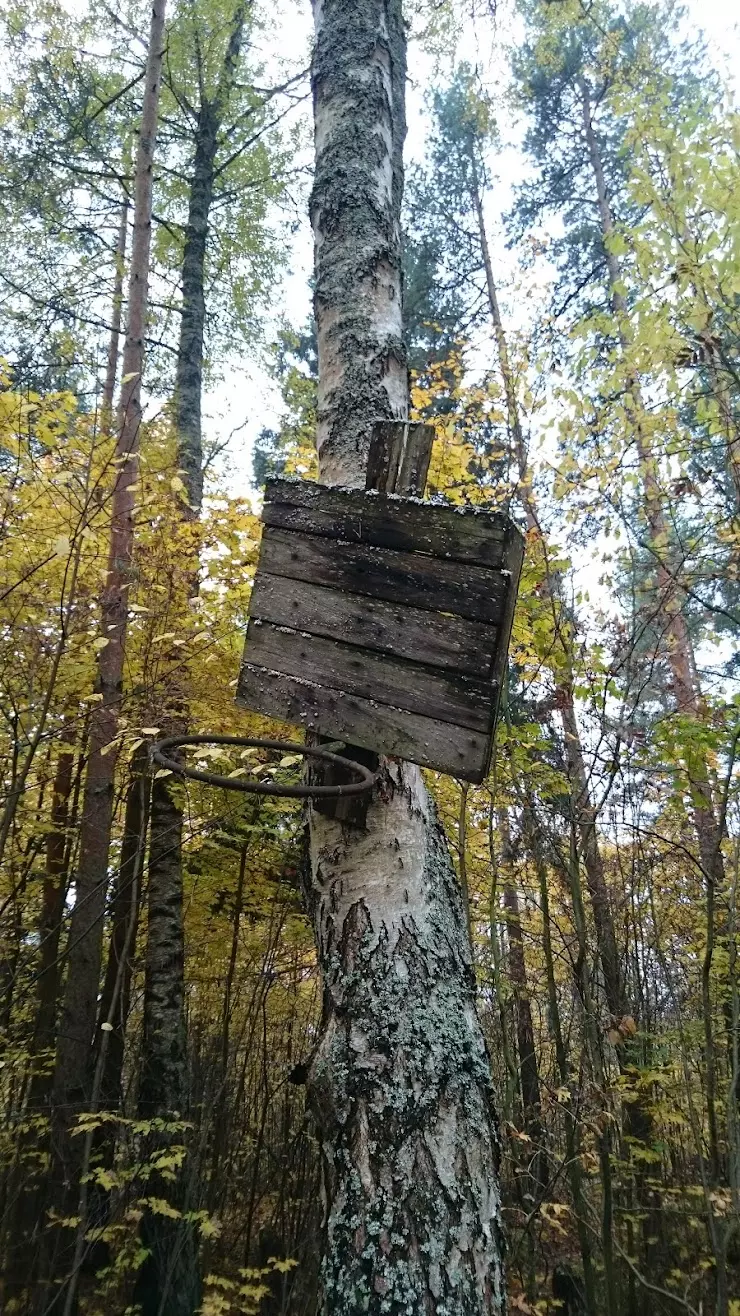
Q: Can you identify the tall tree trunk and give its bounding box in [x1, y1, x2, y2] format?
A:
[97, 749, 150, 1114]
[101, 187, 129, 430]
[498, 809, 548, 1194]
[580, 77, 724, 881]
[580, 77, 725, 1181]
[1, 724, 80, 1306]
[134, 771, 200, 1316]
[134, 10, 248, 1312]
[304, 4, 505, 1311]
[564, 823, 619, 1316]
[470, 165, 529, 500]
[34, 720, 79, 1065]
[523, 799, 597, 1314]
[66, 755, 152, 1288]
[41, 1, 166, 1298]
[473, 149, 656, 1298]
[559, 688, 625, 1023]
[471, 157, 626, 1028]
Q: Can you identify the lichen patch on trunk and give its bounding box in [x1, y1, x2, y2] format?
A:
[308, 1, 506, 1308]
[304, 767, 506, 1313]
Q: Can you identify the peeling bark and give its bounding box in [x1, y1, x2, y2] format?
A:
[307, 3, 506, 1310]
[311, 0, 408, 485]
[306, 769, 506, 1312]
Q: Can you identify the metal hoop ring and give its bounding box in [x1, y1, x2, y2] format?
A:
[150, 734, 377, 799]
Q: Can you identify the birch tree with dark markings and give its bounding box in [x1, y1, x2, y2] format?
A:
[304, 2, 506, 1310]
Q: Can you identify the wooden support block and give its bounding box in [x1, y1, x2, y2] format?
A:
[365, 421, 434, 496]
[298, 420, 432, 824]
[238, 418, 524, 799]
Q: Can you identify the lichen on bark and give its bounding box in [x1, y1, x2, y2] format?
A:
[310, 0, 408, 485]
[307, 4, 506, 1309]
[305, 767, 506, 1313]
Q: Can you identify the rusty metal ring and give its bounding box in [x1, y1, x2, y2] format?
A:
[150, 734, 377, 798]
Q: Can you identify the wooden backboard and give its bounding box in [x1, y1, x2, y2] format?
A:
[237, 477, 523, 783]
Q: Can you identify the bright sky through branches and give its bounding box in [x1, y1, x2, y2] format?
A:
[206, 0, 740, 494]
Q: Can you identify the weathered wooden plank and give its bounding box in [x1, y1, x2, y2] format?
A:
[264, 476, 514, 568]
[489, 516, 525, 705]
[365, 421, 407, 493]
[244, 621, 494, 732]
[396, 423, 434, 497]
[249, 573, 498, 677]
[236, 662, 491, 782]
[258, 525, 508, 625]
[365, 421, 434, 497]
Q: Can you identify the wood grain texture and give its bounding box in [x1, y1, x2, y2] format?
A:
[264, 477, 514, 568]
[249, 573, 498, 677]
[396, 423, 434, 497]
[244, 620, 493, 732]
[241, 478, 524, 780]
[365, 421, 434, 496]
[236, 662, 491, 782]
[258, 525, 508, 625]
[489, 515, 525, 700]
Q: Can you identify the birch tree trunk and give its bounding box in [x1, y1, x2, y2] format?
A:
[305, 4, 505, 1311]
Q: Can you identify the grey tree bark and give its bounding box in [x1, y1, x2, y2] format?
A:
[305, 3, 506, 1311]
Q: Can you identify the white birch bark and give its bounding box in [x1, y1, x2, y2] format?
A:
[306, 3, 506, 1310]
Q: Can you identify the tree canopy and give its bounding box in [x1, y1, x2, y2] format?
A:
[0, 0, 739, 1312]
